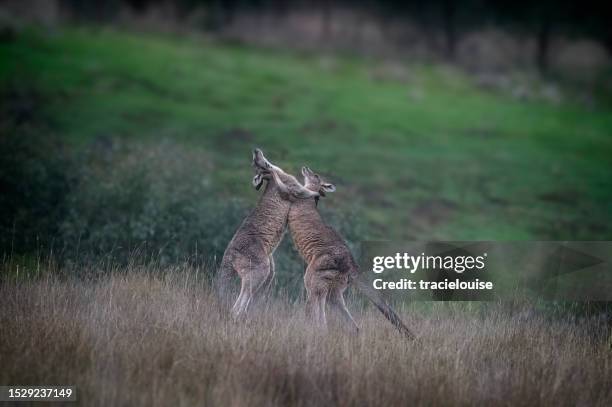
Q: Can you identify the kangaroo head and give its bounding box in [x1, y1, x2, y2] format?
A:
[301, 166, 336, 197]
[251, 148, 319, 200]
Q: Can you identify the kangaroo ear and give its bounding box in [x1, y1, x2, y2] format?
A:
[302, 166, 315, 176]
[321, 182, 336, 193]
[252, 173, 264, 190]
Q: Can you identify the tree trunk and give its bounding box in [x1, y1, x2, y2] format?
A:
[536, 19, 550, 75]
[442, 0, 457, 60]
[321, 0, 332, 41]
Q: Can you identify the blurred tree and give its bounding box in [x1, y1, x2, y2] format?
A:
[22, 1, 612, 74]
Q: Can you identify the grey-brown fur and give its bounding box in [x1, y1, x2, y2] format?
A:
[281, 166, 414, 337]
[217, 149, 318, 317]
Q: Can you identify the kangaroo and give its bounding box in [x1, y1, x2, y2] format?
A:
[217, 149, 318, 317]
[272, 166, 414, 337]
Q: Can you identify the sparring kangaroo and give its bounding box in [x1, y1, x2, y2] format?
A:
[270, 166, 414, 337]
[217, 149, 318, 317]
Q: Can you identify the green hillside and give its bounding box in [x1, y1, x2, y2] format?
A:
[2, 26, 611, 244]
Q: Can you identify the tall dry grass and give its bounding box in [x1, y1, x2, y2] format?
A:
[1, 267, 611, 406]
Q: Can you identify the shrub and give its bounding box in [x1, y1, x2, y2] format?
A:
[59, 138, 250, 268]
[0, 87, 74, 256]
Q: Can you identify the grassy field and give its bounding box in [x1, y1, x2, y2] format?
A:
[1, 269, 611, 407]
[2, 26, 611, 244]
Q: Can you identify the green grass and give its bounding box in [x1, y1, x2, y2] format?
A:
[2, 26, 611, 240]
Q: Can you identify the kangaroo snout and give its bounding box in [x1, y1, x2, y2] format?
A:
[252, 148, 272, 172]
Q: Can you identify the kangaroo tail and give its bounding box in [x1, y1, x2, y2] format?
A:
[352, 272, 415, 339]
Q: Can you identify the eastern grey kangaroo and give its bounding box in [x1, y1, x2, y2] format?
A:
[217, 149, 318, 317]
[271, 166, 414, 337]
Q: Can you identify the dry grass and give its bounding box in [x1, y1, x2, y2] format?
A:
[1, 268, 611, 407]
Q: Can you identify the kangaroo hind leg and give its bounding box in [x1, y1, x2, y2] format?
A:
[304, 257, 338, 330]
[231, 259, 271, 318]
